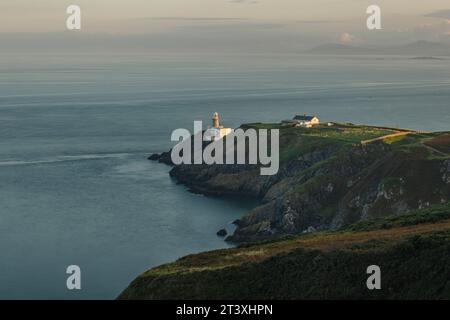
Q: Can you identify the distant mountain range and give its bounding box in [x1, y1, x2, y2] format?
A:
[306, 40, 450, 57]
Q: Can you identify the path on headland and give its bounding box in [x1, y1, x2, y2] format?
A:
[360, 129, 449, 157]
[360, 131, 414, 145]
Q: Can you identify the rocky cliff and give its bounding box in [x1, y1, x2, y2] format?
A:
[119, 202, 450, 299]
[151, 123, 450, 243]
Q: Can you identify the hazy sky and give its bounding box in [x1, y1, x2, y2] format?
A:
[1, 0, 449, 51]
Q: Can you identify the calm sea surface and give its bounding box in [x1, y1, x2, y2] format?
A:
[0, 53, 449, 299]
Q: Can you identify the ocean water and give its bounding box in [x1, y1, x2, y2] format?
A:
[0, 53, 449, 299]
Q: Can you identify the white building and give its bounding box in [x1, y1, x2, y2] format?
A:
[282, 114, 320, 128]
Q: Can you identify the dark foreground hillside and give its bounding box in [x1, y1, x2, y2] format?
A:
[119, 203, 450, 300]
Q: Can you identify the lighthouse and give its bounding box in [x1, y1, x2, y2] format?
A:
[213, 112, 220, 129]
[205, 112, 232, 141]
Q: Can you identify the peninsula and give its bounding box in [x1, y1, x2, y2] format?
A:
[120, 119, 450, 299]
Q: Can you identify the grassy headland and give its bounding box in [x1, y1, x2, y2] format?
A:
[131, 122, 450, 299]
[160, 122, 449, 242]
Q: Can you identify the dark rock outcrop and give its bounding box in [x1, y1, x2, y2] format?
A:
[148, 153, 161, 161]
[216, 229, 227, 237]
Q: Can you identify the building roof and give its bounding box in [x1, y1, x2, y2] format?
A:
[293, 115, 317, 121]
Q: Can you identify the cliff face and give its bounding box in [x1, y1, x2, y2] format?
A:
[152, 124, 450, 243]
[125, 125, 450, 300]
[119, 203, 450, 300]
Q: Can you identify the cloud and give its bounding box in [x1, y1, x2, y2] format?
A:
[339, 32, 355, 44]
[409, 20, 450, 40]
[424, 9, 450, 20]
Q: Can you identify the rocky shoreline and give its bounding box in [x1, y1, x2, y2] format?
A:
[119, 201, 450, 300]
[149, 123, 450, 243]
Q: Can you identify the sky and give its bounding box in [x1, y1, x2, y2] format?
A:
[0, 0, 450, 52]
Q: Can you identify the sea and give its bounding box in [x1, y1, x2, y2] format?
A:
[0, 52, 449, 299]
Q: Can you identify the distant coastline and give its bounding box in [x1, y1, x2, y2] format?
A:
[410, 56, 445, 60]
[306, 40, 450, 57]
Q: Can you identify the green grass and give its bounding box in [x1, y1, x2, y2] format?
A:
[245, 123, 284, 130]
[303, 126, 394, 143]
[294, 156, 338, 178]
[241, 123, 404, 163]
[277, 125, 395, 162]
[348, 202, 450, 232]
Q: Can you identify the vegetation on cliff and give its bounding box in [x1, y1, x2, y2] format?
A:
[119, 202, 450, 300]
[124, 125, 450, 300]
[152, 122, 450, 243]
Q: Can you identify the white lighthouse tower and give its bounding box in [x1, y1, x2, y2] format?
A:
[205, 112, 232, 141]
